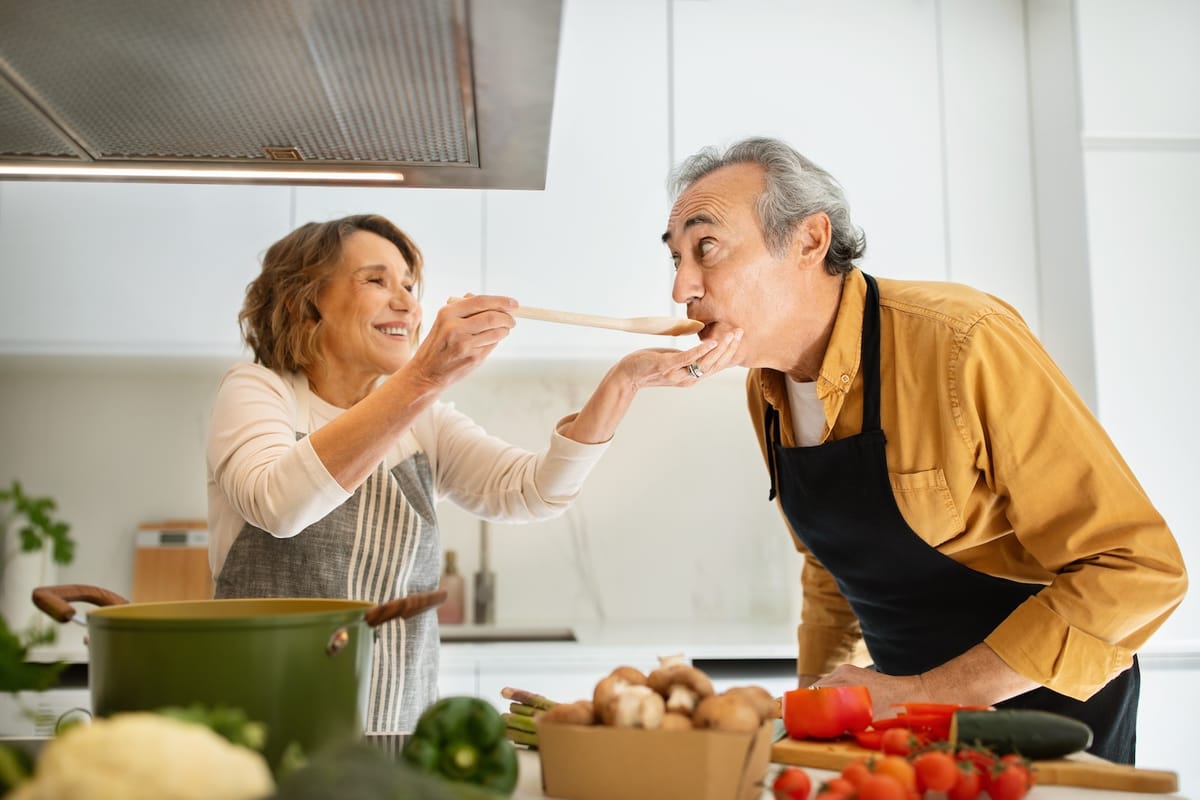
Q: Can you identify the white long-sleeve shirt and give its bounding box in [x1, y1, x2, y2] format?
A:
[205, 362, 610, 577]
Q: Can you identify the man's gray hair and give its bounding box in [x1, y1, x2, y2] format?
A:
[668, 137, 866, 274]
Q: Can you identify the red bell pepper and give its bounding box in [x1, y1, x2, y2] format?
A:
[782, 685, 874, 740]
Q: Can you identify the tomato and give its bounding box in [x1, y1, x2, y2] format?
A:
[783, 685, 874, 740]
[773, 767, 814, 800]
[946, 762, 983, 800]
[821, 776, 857, 797]
[956, 746, 996, 791]
[880, 727, 916, 756]
[874, 755, 917, 793]
[853, 728, 885, 750]
[1000, 753, 1037, 787]
[840, 758, 873, 788]
[912, 750, 958, 792]
[988, 762, 1032, 800]
[858, 774, 908, 800]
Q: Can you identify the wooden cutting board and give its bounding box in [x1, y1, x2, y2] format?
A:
[771, 738, 1179, 794]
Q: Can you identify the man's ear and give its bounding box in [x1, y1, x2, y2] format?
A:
[793, 212, 832, 269]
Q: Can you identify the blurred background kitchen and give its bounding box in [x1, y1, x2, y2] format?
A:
[0, 0, 1196, 787]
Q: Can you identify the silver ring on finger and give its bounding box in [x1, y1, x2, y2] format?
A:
[687, 362, 704, 379]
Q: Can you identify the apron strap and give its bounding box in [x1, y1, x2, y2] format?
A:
[861, 273, 882, 434]
[765, 404, 780, 501]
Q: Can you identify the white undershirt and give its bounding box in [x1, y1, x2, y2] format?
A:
[786, 377, 826, 447]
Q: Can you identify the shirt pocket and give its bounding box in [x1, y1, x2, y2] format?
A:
[888, 468, 965, 546]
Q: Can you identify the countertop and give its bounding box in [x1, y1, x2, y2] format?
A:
[509, 749, 1186, 800]
[31, 618, 1200, 666]
[29, 620, 803, 665]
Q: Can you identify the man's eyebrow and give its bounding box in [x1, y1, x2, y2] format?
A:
[661, 213, 716, 244]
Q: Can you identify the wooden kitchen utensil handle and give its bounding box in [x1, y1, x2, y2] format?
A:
[32, 584, 130, 622]
[448, 297, 703, 336]
[364, 590, 448, 627]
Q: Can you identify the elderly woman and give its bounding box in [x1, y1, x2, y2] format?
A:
[205, 214, 739, 733]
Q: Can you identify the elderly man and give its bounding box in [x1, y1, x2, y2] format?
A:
[661, 136, 1186, 763]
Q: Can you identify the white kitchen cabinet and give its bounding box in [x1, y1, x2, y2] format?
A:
[0, 181, 291, 356]
[671, 0, 947, 285]
[292, 187, 485, 329]
[482, 0, 680, 359]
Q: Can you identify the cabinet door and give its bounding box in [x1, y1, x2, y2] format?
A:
[0, 181, 291, 356]
[293, 187, 484, 328]
[483, 0, 678, 359]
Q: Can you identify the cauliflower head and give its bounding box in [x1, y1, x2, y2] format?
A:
[10, 712, 274, 800]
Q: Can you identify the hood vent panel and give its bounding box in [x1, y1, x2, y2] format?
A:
[0, 0, 561, 188]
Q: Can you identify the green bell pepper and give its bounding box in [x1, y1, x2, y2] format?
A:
[402, 696, 519, 795]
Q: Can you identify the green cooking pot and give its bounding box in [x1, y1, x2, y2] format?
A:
[33, 584, 446, 768]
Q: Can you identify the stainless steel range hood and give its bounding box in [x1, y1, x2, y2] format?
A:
[0, 0, 562, 188]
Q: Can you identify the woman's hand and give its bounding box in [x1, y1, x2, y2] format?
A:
[405, 295, 516, 391]
[618, 328, 743, 389]
[557, 329, 743, 444]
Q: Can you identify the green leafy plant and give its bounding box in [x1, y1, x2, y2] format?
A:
[0, 615, 65, 693]
[0, 479, 76, 695]
[0, 480, 75, 567]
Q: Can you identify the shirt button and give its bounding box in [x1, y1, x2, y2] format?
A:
[840, 374, 850, 384]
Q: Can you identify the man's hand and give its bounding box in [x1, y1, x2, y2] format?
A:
[812, 664, 925, 720]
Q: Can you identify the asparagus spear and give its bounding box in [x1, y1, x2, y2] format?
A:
[502, 712, 537, 734]
[508, 702, 539, 717]
[500, 687, 557, 711]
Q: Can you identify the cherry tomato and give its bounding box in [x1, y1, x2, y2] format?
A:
[858, 773, 908, 800]
[821, 776, 857, 797]
[989, 762, 1032, 800]
[773, 766, 814, 800]
[1000, 753, 1038, 787]
[853, 728, 885, 750]
[912, 750, 959, 792]
[874, 755, 917, 793]
[880, 727, 916, 756]
[956, 746, 996, 791]
[783, 685, 874, 740]
[947, 762, 983, 800]
[840, 758, 872, 788]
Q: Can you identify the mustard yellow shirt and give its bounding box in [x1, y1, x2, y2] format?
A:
[748, 269, 1187, 701]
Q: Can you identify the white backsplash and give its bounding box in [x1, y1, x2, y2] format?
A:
[0, 355, 803, 627]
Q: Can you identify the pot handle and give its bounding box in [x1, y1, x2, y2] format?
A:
[32, 584, 130, 623]
[363, 589, 447, 628]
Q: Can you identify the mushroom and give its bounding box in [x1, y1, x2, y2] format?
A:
[692, 692, 762, 733]
[724, 685, 779, 721]
[592, 666, 648, 717]
[646, 664, 714, 715]
[603, 684, 665, 729]
[539, 700, 595, 726]
[659, 711, 695, 732]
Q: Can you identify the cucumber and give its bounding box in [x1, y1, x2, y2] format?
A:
[950, 709, 1094, 760]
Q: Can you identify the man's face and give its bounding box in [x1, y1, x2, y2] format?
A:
[663, 162, 791, 366]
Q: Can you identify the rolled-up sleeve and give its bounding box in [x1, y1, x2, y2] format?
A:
[958, 313, 1187, 699]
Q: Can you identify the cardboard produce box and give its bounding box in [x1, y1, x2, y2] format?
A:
[536, 720, 774, 800]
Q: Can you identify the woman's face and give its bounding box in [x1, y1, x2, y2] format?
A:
[312, 229, 421, 387]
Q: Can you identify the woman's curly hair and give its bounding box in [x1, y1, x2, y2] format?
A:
[239, 214, 423, 373]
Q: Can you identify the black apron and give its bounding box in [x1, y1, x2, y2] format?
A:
[764, 273, 1139, 764]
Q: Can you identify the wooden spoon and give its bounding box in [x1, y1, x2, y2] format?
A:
[449, 298, 702, 336]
